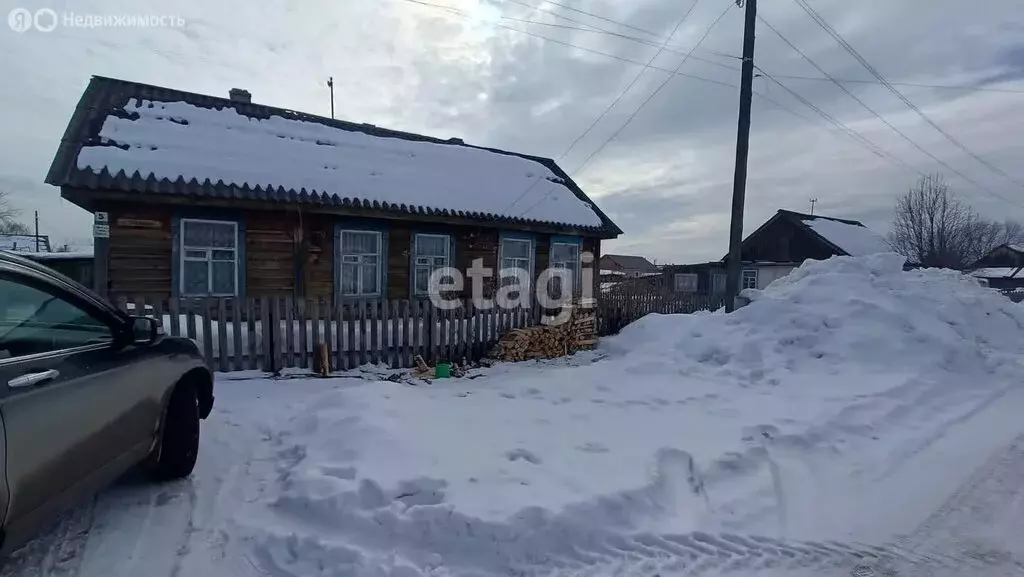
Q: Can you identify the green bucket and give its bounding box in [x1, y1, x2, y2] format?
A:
[434, 362, 452, 379]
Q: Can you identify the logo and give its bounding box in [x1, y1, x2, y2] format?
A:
[33, 8, 56, 32]
[7, 7, 31, 32]
[7, 7, 57, 32]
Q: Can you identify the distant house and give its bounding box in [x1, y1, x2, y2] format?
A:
[45, 76, 622, 301]
[0, 234, 50, 253]
[599, 254, 659, 277]
[23, 250, 95, 287]
[968, 244, 1024, 291]
[664, 209, 890, 295]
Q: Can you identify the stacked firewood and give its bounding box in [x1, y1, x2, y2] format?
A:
[489, 303, 598, 362]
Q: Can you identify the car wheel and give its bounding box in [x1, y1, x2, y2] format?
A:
[152, 383, 200, 481]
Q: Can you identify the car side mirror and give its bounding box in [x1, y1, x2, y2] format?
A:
[129, 316, 162, 345]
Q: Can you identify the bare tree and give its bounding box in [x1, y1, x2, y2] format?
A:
[889, 175, 1023, 269]
[0, 190, 30, 235]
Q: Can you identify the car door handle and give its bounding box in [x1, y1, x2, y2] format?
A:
[8, 369, 60, 388]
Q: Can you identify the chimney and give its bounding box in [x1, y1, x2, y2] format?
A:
[229, 88, 251, 103]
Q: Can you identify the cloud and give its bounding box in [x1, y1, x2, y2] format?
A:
[0, 0, 1021, 263]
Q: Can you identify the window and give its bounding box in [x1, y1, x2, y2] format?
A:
[742, 269, 758, 290]
[413, 234, 450, 296]
[712, 273, 727, 294]
[340, 230, 382, 296]
[0, 276, 113, 359]
[550, 241, 580, 299]
[674, 273, 698, 293]
[181, 219, 238, 296]
[499, 237, 533, 289]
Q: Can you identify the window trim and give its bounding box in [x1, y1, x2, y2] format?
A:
[549, 235, 581, 298]
[412, 233, 452, 297]
[179, 218, 240, 297]
[674, 273, 699, 293]
[498, 233, 535, 291]
[741, 268, 758, 290]
[338, 229, 384, 298]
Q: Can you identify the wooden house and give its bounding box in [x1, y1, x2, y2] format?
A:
[968, 244, 1024, 291]
[45, 76, 622, 303]
[662, 209, 889, 295]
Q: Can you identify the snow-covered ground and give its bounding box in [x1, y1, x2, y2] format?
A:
[5, 253, 1024, 577]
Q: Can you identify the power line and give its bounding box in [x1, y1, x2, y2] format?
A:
[504, 0, 704, 215]
[568, 2, 736, 178]
[557, 0, 702, 163]
[514, 0, 667, 39]
[767, 74, 1024, 95]
[791, 0, 1024, 191]
[756, 14, 1023, 208]
[514, 2, 735, 219]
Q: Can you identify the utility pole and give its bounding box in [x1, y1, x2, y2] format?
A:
[327, 77, 335, 119]
[724, 0, 757, 313]
[809, 198, 818, 215]
[34, 210, 39, 252]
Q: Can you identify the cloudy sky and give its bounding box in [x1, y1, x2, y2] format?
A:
[1, 0, 1022, 262]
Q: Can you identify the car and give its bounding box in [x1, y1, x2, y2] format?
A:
[0, 250, 214, 555]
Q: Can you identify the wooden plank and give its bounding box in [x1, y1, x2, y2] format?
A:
[296, 299, 308, 369]
[425, 302, 436, 363]
[246, 298, 258, 370]
[438, 305, 448, 362]
[358, 299, 368, 366]
[185, 300, 197, 342]
[310, 298, 321, 372]
[285, 297, 295, 368]
[346, 301, 357, 370]
[217, 298, 229, 372]
[168, 297, 181, 337]
[390, 300, 400, 369]
[324, 298, 334, 373]
[381, 299, 392, 368]
[334, 299, 344, 371]
[201, 298, 214, 371]
[370, 299, 380, 365]
[258, 296, 271, 371]
[402, 300, 412, 368]
[272, 297, 285, 372]
[232, 298, 244, 371]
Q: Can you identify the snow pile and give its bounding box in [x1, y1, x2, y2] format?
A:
[77, 100, 603, 227]
[604, 253, 1024, 380]
[212, 254, 1024, 577]
[801, 217, 891, 256]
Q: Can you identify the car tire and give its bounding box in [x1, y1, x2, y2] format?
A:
[152, 383, 200, 481]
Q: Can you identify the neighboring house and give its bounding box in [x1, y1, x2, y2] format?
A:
[45, 76, 622, 302]
[968, 244, 1024, 291]
[22, 250, 95, 287]
[0, 234, 50, 253]
[665, 209, 889, 295]
[598, 254, 659, 278]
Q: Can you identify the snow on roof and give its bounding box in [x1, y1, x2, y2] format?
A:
[75, 99, 603, 228]
[27, 250, 94, 260]
[801, 217, 890, 256]
[1008, 244, 1024, 253]
[0, 235, 49, 252]
[970, 267, 1023, 279]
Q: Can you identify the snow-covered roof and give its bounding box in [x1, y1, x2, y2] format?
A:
[970, 267, 1023, 279]
[47, 77, 620, 235]
[0, 234, 50, 252]
[800, 216, 890, 256]
[26, 250, 94, 260]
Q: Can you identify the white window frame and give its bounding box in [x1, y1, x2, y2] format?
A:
[741, 269, 758, 290]
[413, 233, 451, 296]
[674, 273, 698, 293]
[339, 229, 383, 297]
[180, 218, 239, 297]
[499, 236, 533, 287]
[549, 241, 580, 299]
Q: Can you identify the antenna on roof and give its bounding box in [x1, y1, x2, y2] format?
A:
[326, 77, 335, 120]
[809, 198, 818, 215]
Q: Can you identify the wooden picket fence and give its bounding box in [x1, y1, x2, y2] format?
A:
[112, 289, 723, 373]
